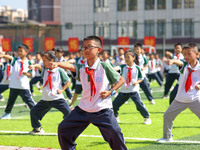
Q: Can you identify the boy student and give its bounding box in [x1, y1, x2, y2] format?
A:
[29, 51, 71, 134]
[157, 43, 200, 142]
[148, 53, 163, 87]
[163, 43, 183, 98]
[0, 44, 35, 119]
[155, 54, 163, 82]
[30, 52, 43, 96]
[55, 48, 73, 102]
[0, 52, 12, 101]
[134, 43, 155, 105]
[50, 36, 128, 150]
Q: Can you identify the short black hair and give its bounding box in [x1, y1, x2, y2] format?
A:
[43, 51, 56, 61]
[174, 43, 182, 48]
[83, 35, 102, 47]
[56, 48, 64, 53]
[134, 43, 143, 48]
[183, 43, 198, 52]
[18, 44, 29, 52]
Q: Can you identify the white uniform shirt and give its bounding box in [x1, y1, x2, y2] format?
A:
[114, 55, 125, 66]
[35, 59, 43, 77]
[74, 58, 120, 112]
[175, 61, 200, 103]
[138, 54, 148, 77]
[0, 62, 12, 85]
[9, 57, 32, 89]
[41, 67, 69, 101]
[156, 59, 162, 72]
[148, 59, 157, 74]
[169, 53, 184, 73]
[120, 64, 143, 93]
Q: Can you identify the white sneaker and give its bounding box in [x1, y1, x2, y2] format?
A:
[150, 100, 156, 105]
[157, 137, 173, 143]
[32, 93, 36, 96]
[0, 113, 11, 119]
[0, 97, 5, 101]
[29, 127, 45, 135]
[162, 95, 169, 99]
[116, 117, 120, 123]
[39, 89, 42, 93]
[144, 118, 151, 125]
[67, 99, 72, 103]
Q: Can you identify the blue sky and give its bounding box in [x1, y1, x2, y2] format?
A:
[0, 0, 27, 10]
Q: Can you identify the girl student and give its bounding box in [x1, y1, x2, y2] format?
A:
[113, 49, 151, 124]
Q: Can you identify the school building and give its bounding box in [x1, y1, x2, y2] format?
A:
[61, 0, 200, 54]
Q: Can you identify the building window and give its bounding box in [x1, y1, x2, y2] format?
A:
[129, 0, 137, 11]
[184, 19, 194, 36]
[118, 21, 128, 37]
[172, 19, 182, 36]
[157, 20, 166, 37]
[145, 20, 155, 36]
[94, 0, 109, 12]
[95, 22, 109, 38]
[128, 21, 137, 37]
[184, 0, 194, 8]
[172, 0, 182, 9]
[145, 0, 155, 10]
[157, 0, 166, 9]
[118, 0, 126, 11]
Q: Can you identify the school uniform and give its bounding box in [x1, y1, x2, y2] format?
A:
[56, 56, 72, 99]
[0, 62, 12, 99]
[102, 58, 113, 67]
[5, 57, 35, 114]
[58, 58, 127, 150]
[30, 67, 71, 128]
[138, 54, 154, 102]
[164, 54, 184, 96]
[113, 64, 150, 119]
[29, 59, 43, 93]
[148, 59, 162, 86]
[74, 57, 84, 94]
[156, 58, 163, 82]
[114, 55, 125, 66]
[163, 60, 200, 139]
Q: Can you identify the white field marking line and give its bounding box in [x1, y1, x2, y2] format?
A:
[1, 130, 200, 144]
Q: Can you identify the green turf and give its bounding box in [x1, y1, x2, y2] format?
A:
[0, 82, 200, 150]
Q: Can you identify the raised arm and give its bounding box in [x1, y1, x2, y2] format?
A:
[0, 54, 13, 60]
[29, 64, 42, 71]
[166, 59, 183, 67]
[50, 61, 76, 72]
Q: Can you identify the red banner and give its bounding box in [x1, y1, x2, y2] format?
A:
[23, 38, 33, 52]
[117, 37, 130, 51]
[144, 36, 156, 53]
[44, 38, 55, 51]
[2, 38, 11, 52]
[68, 37, 79, 52]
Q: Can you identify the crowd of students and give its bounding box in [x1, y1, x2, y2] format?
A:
[0, 35, 199, 149]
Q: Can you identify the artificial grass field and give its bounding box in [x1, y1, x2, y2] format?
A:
[1, 82, 200, 150]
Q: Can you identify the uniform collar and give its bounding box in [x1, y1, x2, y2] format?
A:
[85, 58, 100, 70]
[47, 68, 57, 73]
[126, 63, 136, 69]
[188, 60, 200, 71]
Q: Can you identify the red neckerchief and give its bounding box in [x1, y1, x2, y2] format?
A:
[6, 64, 10, 80]
[185, 68, 195, 92]
[18, 61, 24, 78]
[85, 67, 96, 101]
[81, 60, 85, 64]
[126, 67, 132, 85]
[151, 60, 154, 69]
[43, 70, 53, 94]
